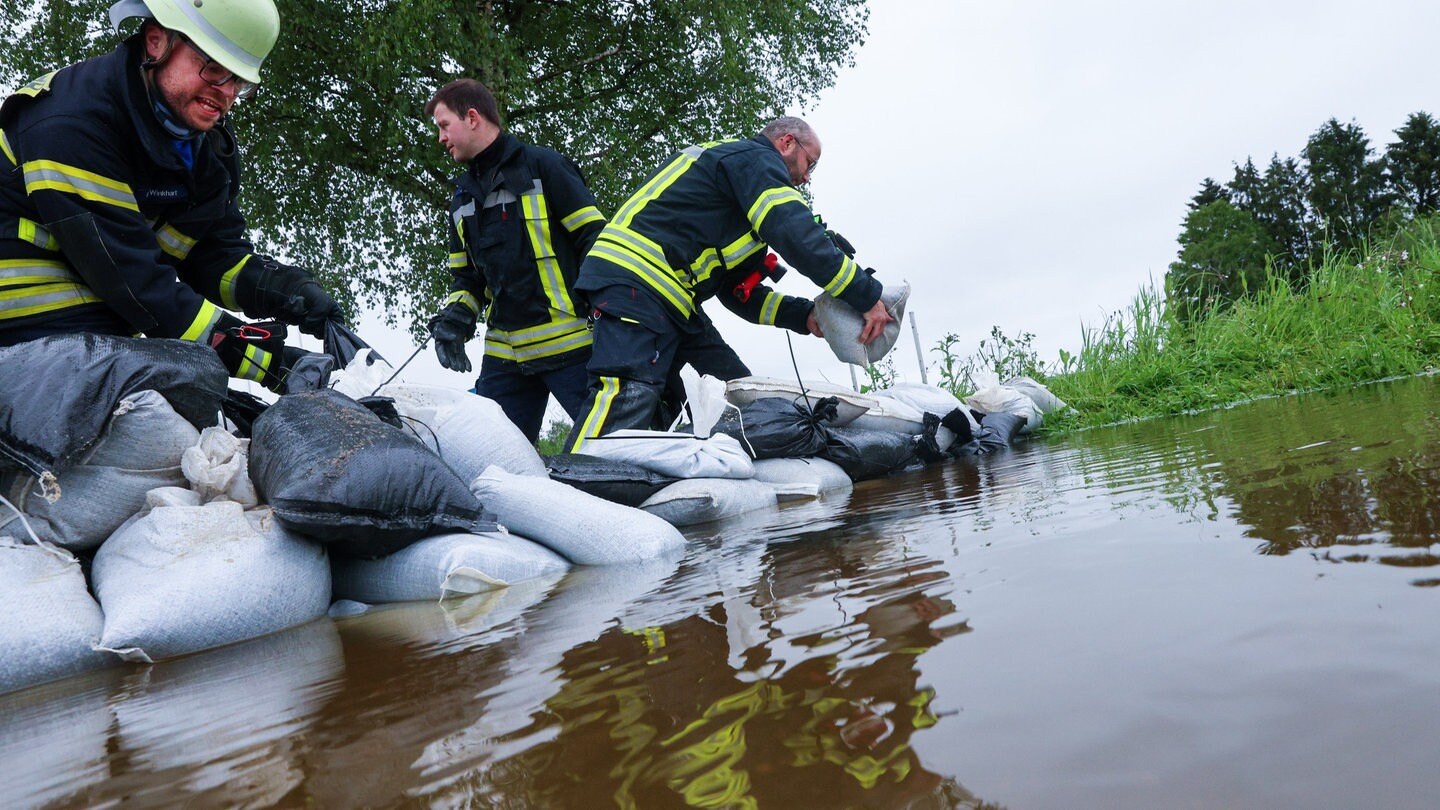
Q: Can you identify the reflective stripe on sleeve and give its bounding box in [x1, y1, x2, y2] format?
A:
[822, 255, 861, 297]
[218, 255, 249, 310]
[758, 290, 781, 326]
[23, 160, 139, 212]
[17, 218, 59, 250]
[448, 251, 468, 269]
[179, 299, 224, 343]
[561, 205, 604, 231]
[233, 343, 273, 384]
[445, 290, 481, 316]
[745, 186, 806, 231]
[0, 129, 14, 167]
[155, 224, 197, 260]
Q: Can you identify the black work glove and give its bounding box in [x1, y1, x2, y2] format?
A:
[209, 319, 292, 393]
[427, 302, 477, 373]
[280, 280, 345, 339]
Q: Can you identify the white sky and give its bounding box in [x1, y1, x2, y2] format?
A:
[347, 0, 1440, 418]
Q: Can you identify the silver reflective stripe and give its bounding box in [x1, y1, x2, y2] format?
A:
[484, 189, 518, 209]
[156, 224, 197, 259]
[168, 0, 264, 72]
[682, 144, 708, 159]
[24, 164, 137, 209]
[453, 201, 475, 227]
[0, 285, 97, 316]
[0, 261, 78, 283]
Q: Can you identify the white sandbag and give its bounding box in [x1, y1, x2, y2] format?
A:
[0, 538, 112, 694]
[0, 390, 198, 550]
[848, 397, 958, 452]
[331, 355, 546, 480]
[578, 430, 755, 480]
[751, 457, 854, 496]
[469, 465, 685, 565]
[874, 382, 981, 434]
[677, 365, 734, 437]
[724, 376, 876, 427]
[813, 283, 910, 368]
[181, 426, 258, 507]
[966, 384, 1041, 433]
[331, 530, 571, 603]
[91, 492, 331, 663]
[639, 478, 779, 527]
[1004, 375, 1071, 415]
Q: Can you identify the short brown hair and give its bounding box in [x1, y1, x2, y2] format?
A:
[424, 78, 501, 127]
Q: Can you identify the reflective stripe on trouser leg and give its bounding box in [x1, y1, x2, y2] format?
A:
[567, 375, 665, 452]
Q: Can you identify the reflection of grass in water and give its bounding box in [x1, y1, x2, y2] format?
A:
[933, 217, 1440, 433]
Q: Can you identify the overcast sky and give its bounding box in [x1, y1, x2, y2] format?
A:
[350, 0, 1440, 415]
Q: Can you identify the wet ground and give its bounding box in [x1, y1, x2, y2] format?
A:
[4, 373, 1438, 809]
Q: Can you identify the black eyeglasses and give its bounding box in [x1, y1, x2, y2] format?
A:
[177, 34, 258, 100]
[791, 134, 818, 174]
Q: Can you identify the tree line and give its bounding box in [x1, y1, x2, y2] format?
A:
[1167, 112, 1440, 319]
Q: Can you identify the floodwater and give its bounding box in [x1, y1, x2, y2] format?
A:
[4, 374, 1439, 809]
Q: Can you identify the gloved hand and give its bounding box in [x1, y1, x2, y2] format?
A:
[428, 302, 477, 373]
[280, 280, 344, 339]
[209, 320, 292, 392]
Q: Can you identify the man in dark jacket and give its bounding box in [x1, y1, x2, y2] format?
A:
[0, 0, 344, 391]
[567, 116, 893, 450]
[424, 79, 606, 443]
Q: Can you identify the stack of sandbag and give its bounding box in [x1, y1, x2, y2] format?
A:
[0, 390, 198, 550]
[249, 389, 493, 559]
[330, 352, 547, 479]
[812, 283, 911, 368]
[966, 375, 1070, 434]
[90, 487, 331, 663]
[0, 537, 112, 694]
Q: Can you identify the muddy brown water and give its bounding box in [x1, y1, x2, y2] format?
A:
[4, 374, 1438, 809]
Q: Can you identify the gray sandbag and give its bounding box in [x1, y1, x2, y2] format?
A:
[0, 390, 198, 550]
[0, 334, 227, 481]
[710, 397, 836, 459]
[819, 426, 926, 481]
[812, 283, 910, 368]
[950, 411, 1028, 456]
[469, 465, 685, 565]
[249, 388, 491, 558]
[331, 530, 570, 603]
[545, 453, 679, 507]
[639, 478, 779, 527]
[751, 457, 854, 496]
[91, 489, 331, 663]
[0, 538, 113, 695]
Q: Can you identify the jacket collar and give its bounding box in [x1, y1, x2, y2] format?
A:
[452, 131, 530, 199]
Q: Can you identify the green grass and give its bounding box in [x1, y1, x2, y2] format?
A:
[971, 218, 1440, 433]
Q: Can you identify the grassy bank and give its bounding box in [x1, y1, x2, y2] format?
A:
[1005, 219, 1440, 433]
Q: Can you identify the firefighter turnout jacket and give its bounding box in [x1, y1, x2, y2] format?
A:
[575, 135, 882, 332]
[0, 35, 314, 380]
[443, 132, 606, 372]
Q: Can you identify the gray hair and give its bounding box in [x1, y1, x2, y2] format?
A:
[760, 116, 816, 144]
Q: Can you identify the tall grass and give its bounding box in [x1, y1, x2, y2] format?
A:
[1029, 219, 1440, 431]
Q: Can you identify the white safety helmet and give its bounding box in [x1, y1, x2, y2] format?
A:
[109, 0, 280, 84]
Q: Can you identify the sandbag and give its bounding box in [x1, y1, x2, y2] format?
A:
[91, 489, 331, 663]
[639, 478, 779, 527]
[249, 389, 491, 558]
[1004, 375, 1071, 415]
[812, 283, 910, 368]
[751, 457, 854, 497]
[873, 383, 981, 434]
[181, 426, 258, 507]
[331, 530, 570, 603]
[546, 453, 678, 507]
[725, 376, 875, 426]
[578, 430, 755, 480]
[967, 384, 1042, 433]
[951, 412, 1029, 456]
[710, 397, 835, 459]
[0, 334, 227, 480]
[0, 538, 112, 695]
[470, 465, 685, 565]
[0, 390, 198, 551]
[331, 354, 546, 479]
[819, 426, 925, 481]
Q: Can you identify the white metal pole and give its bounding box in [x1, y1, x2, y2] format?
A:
[909, 311, 927, 384]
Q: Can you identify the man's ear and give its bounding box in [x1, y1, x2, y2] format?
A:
[465, 108, 484, 129]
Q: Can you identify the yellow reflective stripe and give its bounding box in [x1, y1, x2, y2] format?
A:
[0, 258, 75, 285]
[0, 283, 101, 319]
[590, 238, 693, 317]
[571, 375, 621, 452]
[520, 186, 576, 316]
[234, 343, 272, 383]
[179, 299, 223, 342]
[485, 313, 589, 346]
[0, 129, 14, 167]
[23, 160, 139, 212]
[155, 224, 197, 260]
[745, 186, 805, 231]
[822, 255, 861, 297]
[687, 249, 722, 285]
[448, 251, 468, 269]
[218, 255, 249, 310]
[613, 150, 701, 227]
[483, 324, 592, 363]
[16, 218, 59, 250]
[445, 290, 481, 316]
[758, 290, 781, 325]
[721, 232, 764, 266]
[13, 70, 58, 99]
[560, 205, 604, 231]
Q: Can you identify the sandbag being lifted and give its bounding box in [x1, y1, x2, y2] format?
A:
[249, 389, 491, 558]
[813, 283, 910, 368]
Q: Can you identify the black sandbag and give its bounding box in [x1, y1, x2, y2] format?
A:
[0, 334, 227, 479]
[819, 426, 923, 481]
[711, 396, 837, 459]
[546, 453, 678, 507]
[249, 388, 491, 559]
[950, 412, 1028, 457]
[323, 320, 382, 367]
